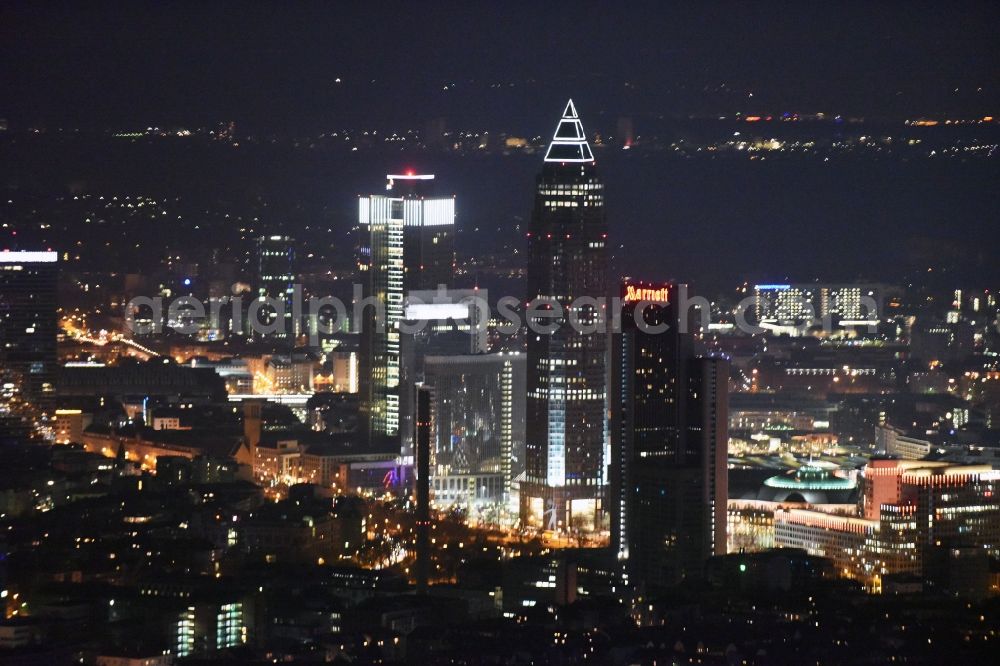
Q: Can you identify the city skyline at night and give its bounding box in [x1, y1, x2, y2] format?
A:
[1, 2, 1000, 664]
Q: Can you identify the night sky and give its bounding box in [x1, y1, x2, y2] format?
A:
[4, 0, 999, 128]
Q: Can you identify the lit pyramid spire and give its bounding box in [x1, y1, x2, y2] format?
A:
[543, 99, 595, 163]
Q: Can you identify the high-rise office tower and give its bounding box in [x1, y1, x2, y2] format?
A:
[610, 280, 728, 591]
[611, 281, 689, 569]
[402, 289, 489, 361]
[397, 288, 526, 517]
[252, 235, 297, 341]
[687, 356, 729, 563]
[398, 185, 456, 293]
[0, 251, 58, 415]
[357, 174, 456, 447]
[399, 289, 488, 461]
[521, 101, 608, 535]
[423, 352, 526, 510]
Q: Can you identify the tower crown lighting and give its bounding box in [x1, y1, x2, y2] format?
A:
[544, 99, 595, 163]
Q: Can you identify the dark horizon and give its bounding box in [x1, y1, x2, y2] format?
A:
[4, 124, 998, 293]
[3, 1, 999, 130]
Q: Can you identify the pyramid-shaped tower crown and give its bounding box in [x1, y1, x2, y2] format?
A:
[544, 99, 595, 163]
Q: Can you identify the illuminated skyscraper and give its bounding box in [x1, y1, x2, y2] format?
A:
[398, 288, 524, 516]
[252, 235, 297, 341]
[610, 280, 728, 591]
[423, 352, 526, 512]
[521, 101, 608, 534]
[0, 251, 58, 415]
[398, 289, 488, 461]
[357, 174, 455, 447]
